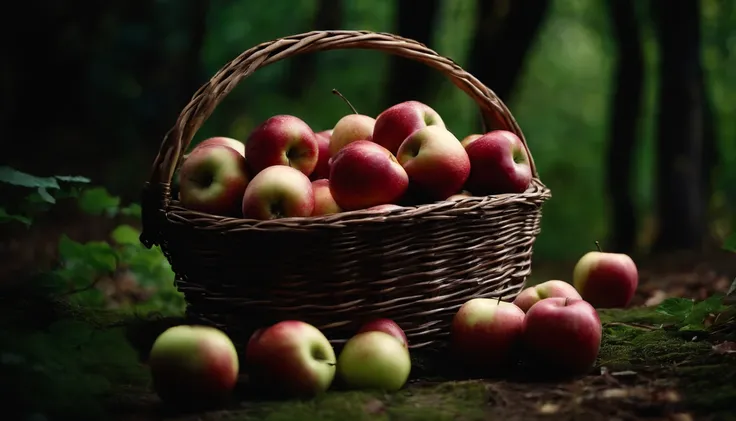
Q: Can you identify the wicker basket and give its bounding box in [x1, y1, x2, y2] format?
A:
[139, 30, 552, 350]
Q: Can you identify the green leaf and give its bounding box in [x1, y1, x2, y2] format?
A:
[656, 297, 694, 319]
[54, 175, 91, 184]
[728, 278, 736, 296]
[111, 224, 141, 246]
[679, 324, 707, 332]
[36, 187, 56, 204]
[58, 235, 85, 261]
[0, 207, 32, 226]
[120, 203, 142, 218]
[0, 166, 60, 189]
[724, 233, 736, 253]
[684, 294, 726, 326]
[58, 235, 118, 273]
[77, 187, 120, 216]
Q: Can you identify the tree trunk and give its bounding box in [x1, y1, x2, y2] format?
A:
[467, 0, 550, 103]
[605, 0, 644, 254]
[283, 0, 343, 99]
[383, 0, 441, 107]
[651, 0, 708, 253]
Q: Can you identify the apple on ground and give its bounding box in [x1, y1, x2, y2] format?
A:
[190, 136, 245, 158]
[148, 325, 239, 409]
[573, 244, 639, 308]
[522, 297, 602, 376]
[311, 179, 342, 216]
[372, 101, 445, 155]
[460, 134, 482, 148]
[328, 114, 376, 157]
[245, 115, 319, 176]
[447, 191, 472, 201]
[311, 130, 333, 180]
[356, 318, 408, 349]
[513, 280, 583, 313]
[463, 130, 532, 195]
[178, 144, 249, 217]
[336, 331, 411, 392]
[245, 321, 336, 398]
[451, 298, 526, 376]
[242, 165, 314, 220]
[329, 140, 409, 211]
[396, 125, 471, 201]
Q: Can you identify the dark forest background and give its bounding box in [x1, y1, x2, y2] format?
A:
[2, 0, 735, 261]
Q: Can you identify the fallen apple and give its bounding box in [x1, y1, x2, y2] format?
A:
[372, 100, 445, 155]
[572, 242, 639, 308]
[463, 130, 532, 195]
[242, 165, 314, 219]
[311, 178, 342, 216]
[245, 114, 319, 176]
[522, 297, 602, 376]
[356, 318, 408, 349]
[245, 321, 336, 398]
[336, 331, 411, 392]
[148, 325, 239, 408]
[178, 144, 249, 217]
[513, 280, 583, 313]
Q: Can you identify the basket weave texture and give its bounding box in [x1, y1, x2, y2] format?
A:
[140, 30, 552, 349]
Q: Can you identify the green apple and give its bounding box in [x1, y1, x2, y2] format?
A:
[336, 331, 411, 392]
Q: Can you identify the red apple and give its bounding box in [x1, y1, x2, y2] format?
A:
[329, 114, 376, 157]
[311, 179, 342, 216]
[463, 130, 532, 195]
[242, 165, 314, 220]
[522, 297, 602, 376]
[178, 144, 249, 217]
[372, 101, 445, 155]
[396, 125, 471, 201]
[311, 130, 333, 180]
[573, 248, 639, 308]
[245, 321, 336, 398]
[513, 280, 583, 313]
[329, 140, 409, 211]
[192, 136, 245, 157]
[451, 298, 526, 375]
[356, 318, 408, 349]
[460, 134, 482, 148]
[245, 115, 319, 176]
[148, 325, 239, 408]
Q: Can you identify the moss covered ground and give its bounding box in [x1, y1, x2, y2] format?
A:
[3, 292, 735, 421]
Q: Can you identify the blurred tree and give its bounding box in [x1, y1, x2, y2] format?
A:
[605, 0, 644, 254]
[283, 0, 344, 99]
[383, 0, 441, 106]
[651, 0, 716, 252]
[467, 0, 550, 103]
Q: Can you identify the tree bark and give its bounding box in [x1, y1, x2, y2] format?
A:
[605, 0, 644, 253]
[283, 0, 343, 99]
[467, 0, 551, 103]
[383, 0, 441, 107]
[651, 0, 708, 252]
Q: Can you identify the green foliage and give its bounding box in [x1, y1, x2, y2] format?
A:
[724, 232, 736, 253]
[656, 294, 729, 332]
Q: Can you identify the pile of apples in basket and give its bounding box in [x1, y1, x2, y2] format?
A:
[148, 246, 638, 409]
[175, 93, 534, 219]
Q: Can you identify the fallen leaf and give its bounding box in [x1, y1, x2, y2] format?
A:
[712, 341, 736, 354]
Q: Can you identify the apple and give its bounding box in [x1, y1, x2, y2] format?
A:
[245, 114, 319, 176]
[311, 130, 333, 180]
[178, 144, 249, 216]
[311, 179, 342, 216]
[396, 125, 471, 201]
[573, 245, 639, 308]
[451, 298, 526, 375]
[372, 101, 445, 155]
[513, 280, 583, 313]
[191, 136, 245, 157]
[447, 192, 472, 201]
[463, 130, 532, 195]
[336, 331, 411, 391]
[460, 134, 482, 148]
[356, 318, 408, 348]
[242, 165, 314, 220]
[148, 325, 239, 408]
[328, 114, 376, 157]
[522, 297, 602, 376]
[329, 140, 409, 211]
[245, 321, 336, 398]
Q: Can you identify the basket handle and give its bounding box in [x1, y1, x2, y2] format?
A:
[140, 30, 538, 247]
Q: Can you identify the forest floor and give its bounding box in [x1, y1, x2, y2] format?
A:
[1, 213, 735, 421]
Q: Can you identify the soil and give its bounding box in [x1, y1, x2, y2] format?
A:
[1, 213, 735, 421]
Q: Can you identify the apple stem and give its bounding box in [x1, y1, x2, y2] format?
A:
[595, 241, 603, 252]
[332, 89, 358, 114]
[564, 297, 570, 307]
